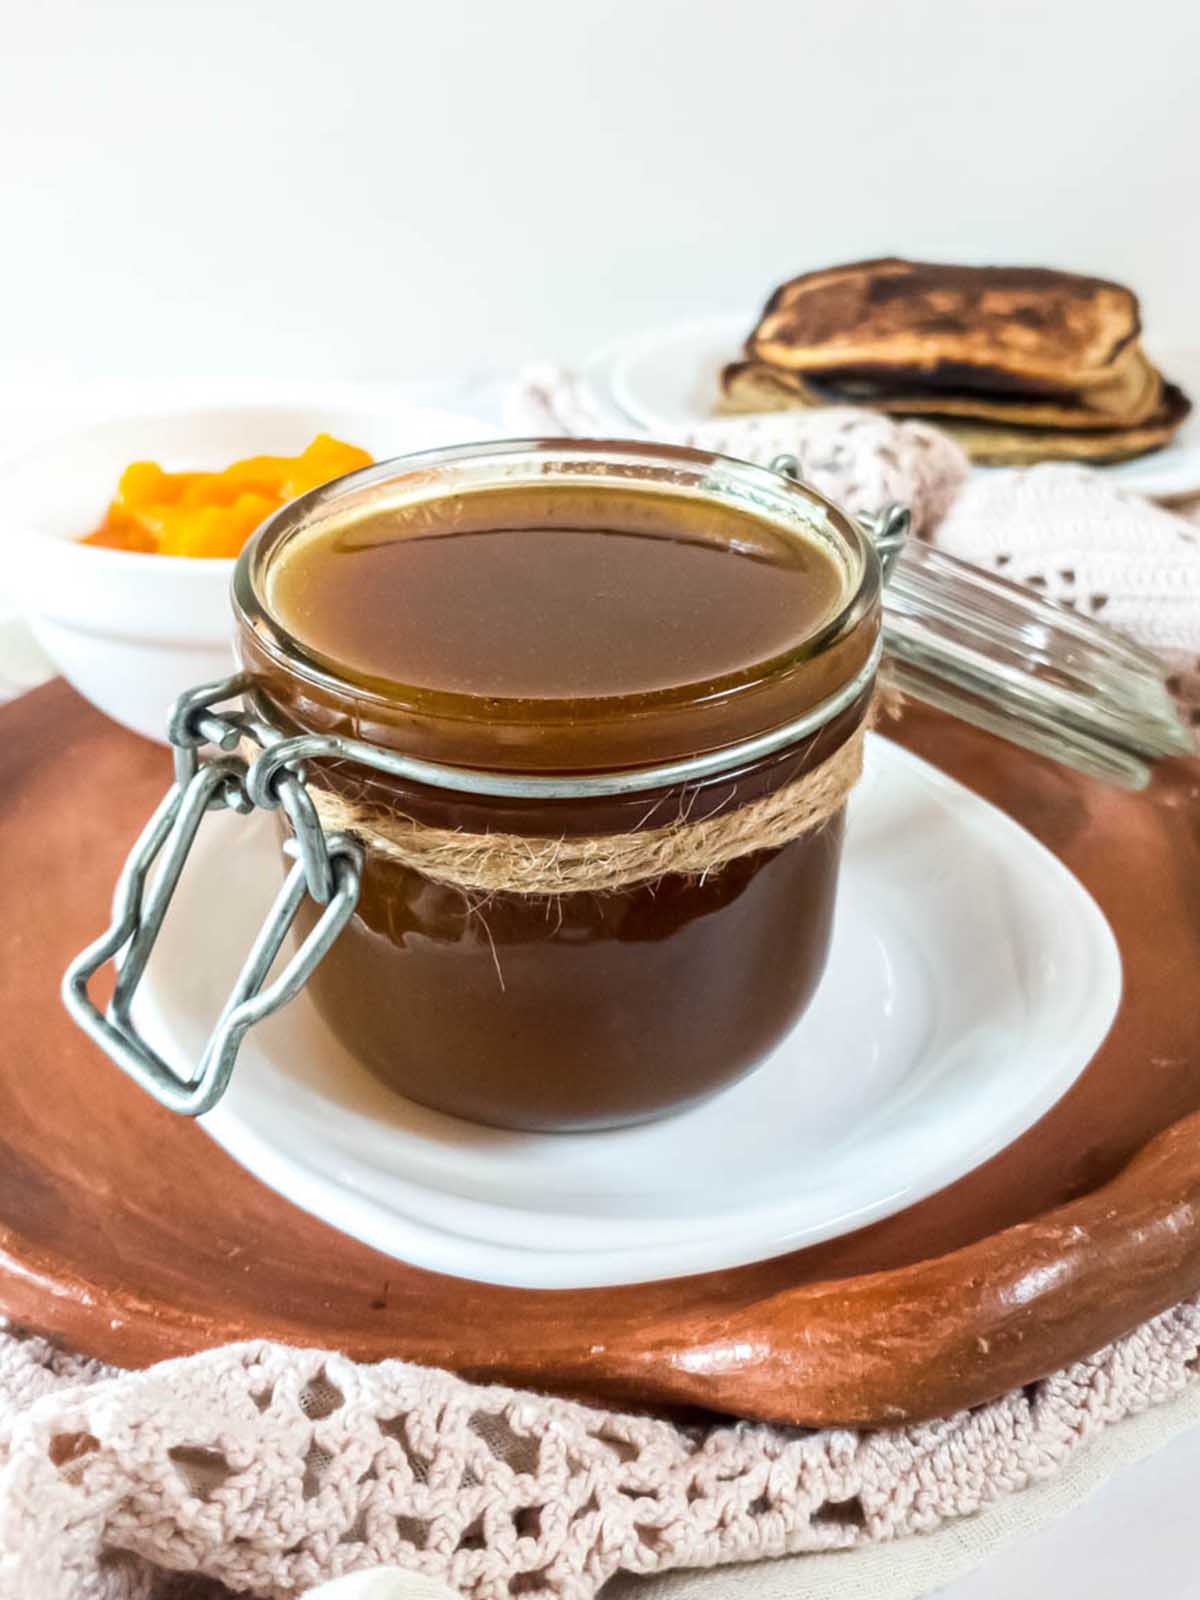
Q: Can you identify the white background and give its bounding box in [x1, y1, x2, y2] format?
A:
[2, 0, 1199, 384]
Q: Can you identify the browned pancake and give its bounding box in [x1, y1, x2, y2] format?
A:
[720, 344, 1165, 430]
[933, 384, 1192, 465]
[718, 361, 829, 414]
[719, 363, 1189, 466]
[748, 259, 1142, 394]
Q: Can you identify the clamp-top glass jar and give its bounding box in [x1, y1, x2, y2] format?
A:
[232, 440, 881, 1131]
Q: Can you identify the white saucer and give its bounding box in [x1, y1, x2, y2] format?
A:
[136, 735, 1120, 1289]
[589, 313, 1200, 500]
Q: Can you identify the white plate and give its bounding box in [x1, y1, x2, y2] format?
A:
[135, 735, 1120, 1289]
[591, 313, 1200, 499]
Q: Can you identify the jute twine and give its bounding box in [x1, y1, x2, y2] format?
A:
[302, 713, 872, 897]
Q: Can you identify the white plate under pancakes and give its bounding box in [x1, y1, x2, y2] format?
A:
[133, 734, 1121, 1289]
[583, 313, 1200, 500]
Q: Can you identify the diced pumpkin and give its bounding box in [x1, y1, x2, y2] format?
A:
[80, 435, 373, 558]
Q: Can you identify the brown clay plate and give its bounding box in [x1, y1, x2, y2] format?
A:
[2, 680, 1199, 1425]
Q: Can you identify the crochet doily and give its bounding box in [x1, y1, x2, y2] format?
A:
[2, 1303, 1199, 1600]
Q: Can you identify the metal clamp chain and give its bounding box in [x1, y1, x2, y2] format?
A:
[62, 675, 363, 1116]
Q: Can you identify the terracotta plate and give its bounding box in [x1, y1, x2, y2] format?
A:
[2, 680, 1198, 1425]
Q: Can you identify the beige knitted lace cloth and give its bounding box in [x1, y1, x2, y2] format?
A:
[2, 1303, 1198, 1600]
[3, 393, 1199, 1600]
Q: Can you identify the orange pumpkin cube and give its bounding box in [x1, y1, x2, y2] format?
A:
[81, 435, 374, 558]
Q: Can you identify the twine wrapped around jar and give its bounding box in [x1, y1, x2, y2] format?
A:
[303, 706, 876, 897]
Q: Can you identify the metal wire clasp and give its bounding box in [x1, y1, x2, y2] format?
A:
[769, 453, 910, 577]
[62, 674, 363, 1116]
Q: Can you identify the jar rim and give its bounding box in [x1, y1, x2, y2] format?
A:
[232, 438, 882, 773]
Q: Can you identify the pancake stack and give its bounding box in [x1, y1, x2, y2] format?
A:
[720, 259, 1190, 465]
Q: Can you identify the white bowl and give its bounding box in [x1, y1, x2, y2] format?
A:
[2, 401, 499, 742]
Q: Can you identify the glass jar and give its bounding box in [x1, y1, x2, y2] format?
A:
[232, 440, 882, 1131]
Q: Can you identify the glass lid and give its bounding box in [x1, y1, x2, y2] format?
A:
[884, 539, 1190, 788]
[771, 460, 1192, 790]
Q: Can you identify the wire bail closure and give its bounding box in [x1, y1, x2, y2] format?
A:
[771, 455, 910, 579]
[62, 676, 364, 1115]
